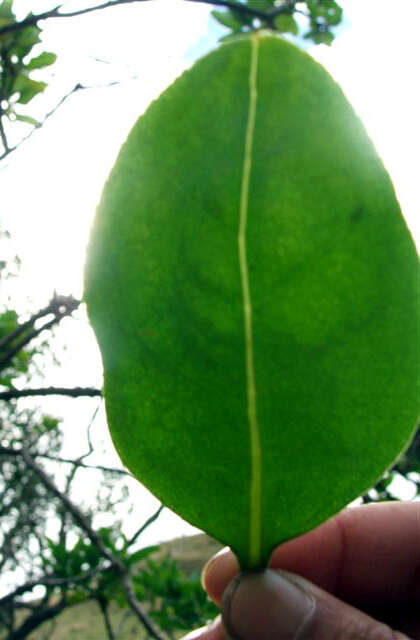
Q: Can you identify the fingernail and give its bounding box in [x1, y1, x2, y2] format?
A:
[222, 569, 315, 639]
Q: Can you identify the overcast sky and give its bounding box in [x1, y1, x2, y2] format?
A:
[1, 0, 419, 552]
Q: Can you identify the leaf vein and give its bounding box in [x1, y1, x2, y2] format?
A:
[238, 34, 261, 568]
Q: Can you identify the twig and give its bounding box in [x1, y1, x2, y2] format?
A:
[0, 566, 107, 607]
[0, 51, 11, 152]
[0, 294, 80, 371]
[119, 572, 166, 640]
[125, 505, 164, 549]
[97, 596, 117, 640]
[37, 453, 131, 477]
[80, 401, 102, 461]
[8, 597, 67, 640]
[0, 387, 102, 400]
[0, 115, 9, 153]
[0, 445, 129, 476]
[20, 446, 117, 564]
[0, 82, 118, 161]
[1, 307, 52, 352]
[0, 295, 78, 351]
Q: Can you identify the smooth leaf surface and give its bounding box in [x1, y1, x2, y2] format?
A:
[85, 35, 419, 569]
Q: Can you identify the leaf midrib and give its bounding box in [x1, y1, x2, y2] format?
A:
[238, 34, 261, 568]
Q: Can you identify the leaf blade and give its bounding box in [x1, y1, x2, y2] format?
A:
[85, 35, 419, 569]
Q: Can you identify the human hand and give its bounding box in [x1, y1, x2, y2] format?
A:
[181, 501, 420, 639]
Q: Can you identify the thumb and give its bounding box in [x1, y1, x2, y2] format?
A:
[222, 569, 409, 640]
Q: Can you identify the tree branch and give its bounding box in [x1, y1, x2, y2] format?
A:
[125, 505, 164, 549]
[15, 446, 167, 640]
[20, 447, 117, 564]
[0, 445, 129, 477]
[97, 596, 117, 640]
[0, 567, 106, 607]
[0, 294, 80, 371]
[0, 295, 77, 351]
[0, 387, 102, 400]
[79, 401, 102, 461]
[0, 82, 121, 161]
[119, 571, 167, 639]
[0, 0, 270, 39]
[37, 453, 131, 477]
[0, 115, 9, 153]
[8, 597, 68, 640]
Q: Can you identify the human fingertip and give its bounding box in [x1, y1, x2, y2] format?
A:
[201, 548, 239, 602]
[222, 569, 315, 640]
[180, 615, 223, 639]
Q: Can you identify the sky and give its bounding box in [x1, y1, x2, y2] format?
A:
[1, 0, 419, 554]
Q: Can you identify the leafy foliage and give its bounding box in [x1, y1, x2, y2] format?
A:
[211, 0, 343, 44]
[133, 555, 218, 634]
[0, 0, 56, 149]
[0, 406, 62, 579]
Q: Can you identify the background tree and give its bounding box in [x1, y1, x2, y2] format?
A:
[0, 1, 419, 638]
[0, 245, 218, 638]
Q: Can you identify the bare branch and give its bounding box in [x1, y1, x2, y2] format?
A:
[125, 505, 164, 549]
[0, 445, 129, 477]
[0, 566, 106, 607]
[0, 116, 9, 153]
[97, 596, 117, 640]
[0, 387, 102, 401]
[80, 401, 102, 461]
[20, 447, 117, 565]
[0, 82, 120, 161]
[37, 453, 131, 477]
[8, 597, 67, 640]
[119, 572, 167, 640]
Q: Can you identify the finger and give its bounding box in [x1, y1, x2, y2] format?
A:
[202, 547, 239, 606]
[222, 568, 413, 640]
[180, 616, 224, 640]
[203, 501, 420, 609]
[270, 501, 420, 608]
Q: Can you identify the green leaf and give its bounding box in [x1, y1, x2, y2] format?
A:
[85, 35, 419, 570]
[13, 76, 46, 104]
[26, 51, 57, 70]
[0, 375, 14, 388]
[0, 309, 18, 335]
[0, 0, 14, 21]
[274, 14, 299, 34]
[211, 9, 242, 32]
[127, 545, 160, 566]
[41, 415, 60, 432]
[9, 25, 41, 59]
[305, 28, 335, 45]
